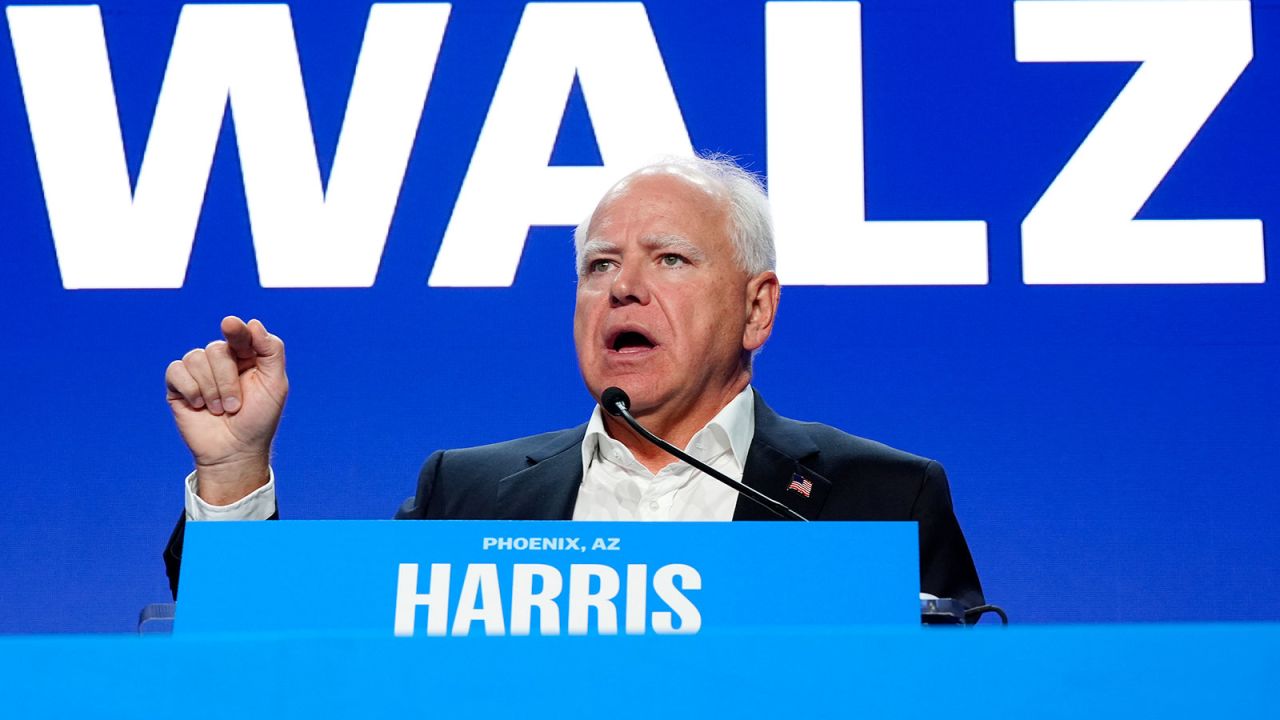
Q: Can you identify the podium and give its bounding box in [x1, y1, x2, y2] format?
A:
[177, 520, 921, 635]
[0, 519, 1276, 715]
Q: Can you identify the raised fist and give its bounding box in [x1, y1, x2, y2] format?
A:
[165, 316, 288, 504]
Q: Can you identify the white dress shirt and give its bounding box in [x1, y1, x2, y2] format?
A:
[572, 386, 754, 521]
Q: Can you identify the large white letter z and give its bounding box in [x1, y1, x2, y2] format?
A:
[1016, 0, 1263, 284]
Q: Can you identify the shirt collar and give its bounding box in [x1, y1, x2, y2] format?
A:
[581, 385, 756, 476]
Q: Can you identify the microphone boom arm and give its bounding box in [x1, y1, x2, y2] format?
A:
[607, 397, 807, 522]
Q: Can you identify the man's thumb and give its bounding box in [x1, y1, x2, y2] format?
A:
[247, 319, 286, 378]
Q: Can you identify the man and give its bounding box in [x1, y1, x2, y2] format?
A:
[163, 155, 984, 608]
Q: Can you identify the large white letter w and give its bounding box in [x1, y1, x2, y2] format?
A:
[8, 4, 449, 288]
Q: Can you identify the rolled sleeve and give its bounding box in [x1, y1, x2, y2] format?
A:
[184, 468, 277, 521]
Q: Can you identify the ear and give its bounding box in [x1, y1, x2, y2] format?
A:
[742, 271, 780, 352]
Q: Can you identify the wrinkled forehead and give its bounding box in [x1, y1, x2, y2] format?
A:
[587, 165, 730, 236]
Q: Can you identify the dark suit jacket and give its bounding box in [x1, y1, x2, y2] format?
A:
[167, 392, 983, 607]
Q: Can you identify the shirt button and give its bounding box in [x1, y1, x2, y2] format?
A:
[649, 501, 660, 511]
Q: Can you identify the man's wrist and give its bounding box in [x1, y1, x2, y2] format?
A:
[194, 456, 271, 505]
[186, 468, 277, 521]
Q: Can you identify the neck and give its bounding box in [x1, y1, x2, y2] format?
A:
[603, 376, 750, 474]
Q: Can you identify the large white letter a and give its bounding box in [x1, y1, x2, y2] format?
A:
[430, 2, 693, 287]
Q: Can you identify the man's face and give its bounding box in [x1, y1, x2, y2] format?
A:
[573, 171, 771, 419]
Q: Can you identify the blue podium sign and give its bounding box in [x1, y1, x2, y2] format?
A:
[177, 520, 918, 635]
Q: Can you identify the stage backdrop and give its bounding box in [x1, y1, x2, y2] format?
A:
[2, 0, 1277, 632]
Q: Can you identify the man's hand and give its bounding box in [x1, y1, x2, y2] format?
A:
[165, 316, 288, 505]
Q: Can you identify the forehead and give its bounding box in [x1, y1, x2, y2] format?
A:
[587, 171, 730, 245]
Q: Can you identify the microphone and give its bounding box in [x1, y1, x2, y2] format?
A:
[599, 387, 806, 521]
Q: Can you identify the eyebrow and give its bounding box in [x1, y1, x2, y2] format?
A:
[579, 240, 619, 275]
[581, 239, 620, 258]
[578, 235, 708, 275]
[641, 235, 707, 262]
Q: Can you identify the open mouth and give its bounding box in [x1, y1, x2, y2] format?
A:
[608, 329, 656, 353]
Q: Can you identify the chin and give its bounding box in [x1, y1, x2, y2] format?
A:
[615, 385, 669, 417]
[585, 373, 663, 412]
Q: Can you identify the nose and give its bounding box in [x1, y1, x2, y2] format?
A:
[609, 261, 650, 306]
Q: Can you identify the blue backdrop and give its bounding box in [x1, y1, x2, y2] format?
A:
[2, 0, 1277, 632]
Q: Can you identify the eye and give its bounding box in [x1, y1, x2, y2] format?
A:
[588, 258, 615, 273]
[660, 253, 687, 267]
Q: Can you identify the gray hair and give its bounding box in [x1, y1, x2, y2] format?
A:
[573, 153, 775, 276]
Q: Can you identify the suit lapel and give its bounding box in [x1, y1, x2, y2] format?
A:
[496, 426, 586, 520]
[734, 392, 832, 521]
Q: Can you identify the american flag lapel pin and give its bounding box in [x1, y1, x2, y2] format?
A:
[786, 473, 814, 498]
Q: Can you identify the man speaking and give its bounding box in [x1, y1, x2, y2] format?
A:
[163, 154, 984, 608]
